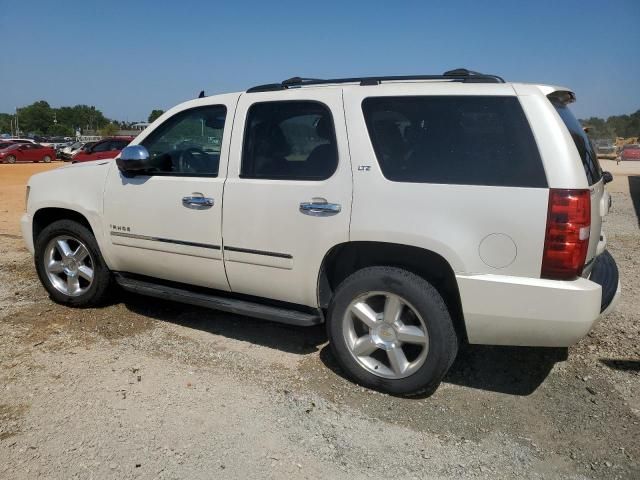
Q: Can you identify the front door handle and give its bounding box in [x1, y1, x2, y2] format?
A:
[299, 197, 341, 217]
[182, 193, 214, 210]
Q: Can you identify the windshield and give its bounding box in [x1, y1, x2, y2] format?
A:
[552, 101, 602, 185]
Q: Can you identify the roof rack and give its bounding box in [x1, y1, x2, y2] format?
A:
[247, 69, 505, 93]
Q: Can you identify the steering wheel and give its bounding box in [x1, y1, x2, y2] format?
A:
[177, 147, 208, 173]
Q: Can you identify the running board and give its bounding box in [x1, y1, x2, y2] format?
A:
[114, 275, 323, 327]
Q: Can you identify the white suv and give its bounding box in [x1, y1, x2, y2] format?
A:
[22, 69, 620, 395]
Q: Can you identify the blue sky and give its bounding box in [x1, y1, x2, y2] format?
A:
[1, 0, 638, 121]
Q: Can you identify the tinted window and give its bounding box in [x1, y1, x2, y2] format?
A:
[140, 105, 226, 176]
[552, 102, 602, 185]
[109, 140, 130, 150]
[362, 96, 547, 187]
[92, 140, 112, 153]
[241, 101, 338, 180]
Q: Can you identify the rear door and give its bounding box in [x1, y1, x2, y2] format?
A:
[222, 89, 352, 308]
[21, 144, 38, 161]
[89, 140, 113, 160]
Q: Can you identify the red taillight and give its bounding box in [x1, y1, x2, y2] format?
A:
[541, 189, 591, 280]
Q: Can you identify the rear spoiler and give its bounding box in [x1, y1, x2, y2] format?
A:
[547, 90, 576, 106]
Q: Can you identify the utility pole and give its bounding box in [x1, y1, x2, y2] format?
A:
[15, 108, 19, 137]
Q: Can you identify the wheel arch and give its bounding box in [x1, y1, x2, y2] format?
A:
[33, 207, 95, 243]
[318, 241, 466, 340]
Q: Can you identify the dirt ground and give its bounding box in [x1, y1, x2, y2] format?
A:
[0, 161, 639, 479]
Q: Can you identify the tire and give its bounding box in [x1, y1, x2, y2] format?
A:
[6, 155, 16, 164]
[34, 219, 112, 307]
[43, 155, 51, 163]
[327, 266, 458, 396]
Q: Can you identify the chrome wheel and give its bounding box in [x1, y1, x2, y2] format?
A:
[6, 155, 16, 164]
[43, 236, 94, 297]
[43, 155, 51, 163]
[342, 291, 429, 379]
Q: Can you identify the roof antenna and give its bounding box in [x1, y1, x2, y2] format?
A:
[198, 90, 205, 98]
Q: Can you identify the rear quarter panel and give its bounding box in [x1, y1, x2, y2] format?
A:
[342, 83, 549, 277]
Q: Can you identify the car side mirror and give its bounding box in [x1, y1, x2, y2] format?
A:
[116, 145, 151, 176]
[602, 171, 613, 185]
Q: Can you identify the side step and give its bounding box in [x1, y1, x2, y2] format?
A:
[114, 275, 323, 327]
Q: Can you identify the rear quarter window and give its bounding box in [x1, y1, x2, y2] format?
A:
[551, 101, 602, 185]
[362, 96, 547, 187]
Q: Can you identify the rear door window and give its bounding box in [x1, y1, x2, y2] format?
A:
[551, 102, 602, 185]
[241, 101, 338, 180]
[361, 96, 547, 187]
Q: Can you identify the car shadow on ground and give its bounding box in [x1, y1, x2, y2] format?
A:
[121, 291, 327, 355]
[121, 292, 566, 396]
[600, 358, 640, 372]
[318, 342, 567, 397]
[629, 175, 640, 227]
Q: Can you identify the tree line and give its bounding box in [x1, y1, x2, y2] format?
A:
[0, 101, 165, 137]
[580, 110, 640, 140]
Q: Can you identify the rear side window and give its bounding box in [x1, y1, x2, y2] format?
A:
[241, 101, 338, 180]
[551, 102, 602, 185]
[362, 96, 547, 187]
[92, 140, 112, 153]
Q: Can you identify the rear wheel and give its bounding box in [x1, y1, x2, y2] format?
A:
[34, 220, 112, 306]
[43, 155, 52, 163]
[327, 266, 458, 396]
[6, 155, 16, 164]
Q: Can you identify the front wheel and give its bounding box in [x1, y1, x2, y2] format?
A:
[43, 155, 52, 163]
[6, 155, 16, 164]
[327, 266, 458, 396]
[34, 219, 112, 306]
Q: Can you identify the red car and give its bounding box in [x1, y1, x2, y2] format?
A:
[0, 142, 56, 163]
[620, 144, 640, 161]
[72, 137, 133, 162]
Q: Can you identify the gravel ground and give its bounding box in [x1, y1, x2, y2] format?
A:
[0, 163, 638, 479]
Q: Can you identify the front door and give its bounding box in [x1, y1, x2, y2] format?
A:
[103, 97, 238, 290]
[222, 89, 352, 307]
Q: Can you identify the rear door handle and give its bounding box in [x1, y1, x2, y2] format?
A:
[182, 193, 214, 210]
[299, 198, 341, 217]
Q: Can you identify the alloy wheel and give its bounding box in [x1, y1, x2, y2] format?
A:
[43, 235, 95, 297]
[342, 291, 429, 379]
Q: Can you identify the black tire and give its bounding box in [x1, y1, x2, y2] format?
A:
[43, 155, 51, 163]
[6, 155, 16, 164]
[327, 266, 458, 396]
[34, 219, 112, 307]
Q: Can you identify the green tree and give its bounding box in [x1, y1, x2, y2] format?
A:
[18, 101, 53, 135]
[148, 109, 164, 123]
[98, 122, 120, 137]
[0, 113, 13, 134]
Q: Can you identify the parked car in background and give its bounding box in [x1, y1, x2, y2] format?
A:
[59, 141, 86, 160]
[71, 137, 133, 162]
[595, 140, 616, 159]
[3, 138, 36, 144]
[619, 144, 640, 162]
[0, 143, 56, 163]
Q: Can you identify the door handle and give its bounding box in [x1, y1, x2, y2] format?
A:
[182, 193, 214, 210]
[299, 198, 341, 217]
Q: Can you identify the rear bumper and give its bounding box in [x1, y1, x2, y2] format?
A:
[458, 251, 620, 347]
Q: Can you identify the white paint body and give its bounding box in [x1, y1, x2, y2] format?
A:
[21, 80, 619, 347]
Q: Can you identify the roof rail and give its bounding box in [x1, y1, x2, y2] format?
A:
[247, 69, 505, 93]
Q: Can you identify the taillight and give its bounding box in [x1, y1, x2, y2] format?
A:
[541, 189, 591, 280]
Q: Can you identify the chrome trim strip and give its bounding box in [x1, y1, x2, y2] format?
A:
[110, 231, 220, 250]
[224, 246, 292, 259]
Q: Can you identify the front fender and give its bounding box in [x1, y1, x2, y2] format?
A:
[26, 161, 114, 265]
